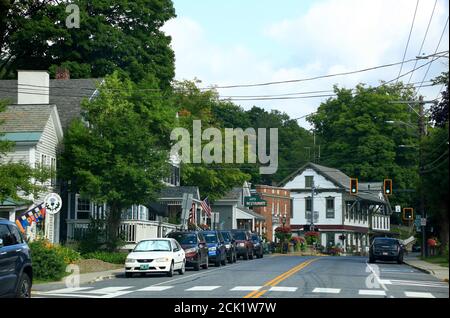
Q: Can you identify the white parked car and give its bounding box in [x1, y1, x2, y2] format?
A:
[125, 238, 186, 278]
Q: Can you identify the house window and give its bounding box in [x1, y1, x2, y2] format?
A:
[305, 197, 312, 220]
[76, 197, 91, 220]
[305, 176, 314, 188]
[289, 199, 294, 218]
[326, 197, 335, 219]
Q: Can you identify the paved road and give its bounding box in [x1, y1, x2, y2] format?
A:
[32, 255, 449, 298]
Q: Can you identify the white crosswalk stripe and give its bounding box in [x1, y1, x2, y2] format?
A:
[85, 286, 133, 294]
[405, 291, 435, 298]
[230, 286, 262, 291]
[186, 286, 221, 291]
[380, 279, 449, 289]
[312, 288, 341, 294]
[359, 290, 387, 296]
[137, 286, 174, 292]
[39, 287, 94, 294]
[269, 287, 298, 292]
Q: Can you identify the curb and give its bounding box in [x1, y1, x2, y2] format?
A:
[403, 260, 449, 283]
[86, 270, 123, 284]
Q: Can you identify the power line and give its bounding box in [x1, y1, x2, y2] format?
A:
[415, 16, 449, 97]
[407, 0, 438, 85]
[396, 0, 420, 84]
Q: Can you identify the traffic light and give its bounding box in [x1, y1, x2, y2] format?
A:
[384, 179, 393, 195]
[403, 208, 414, 221]
[350, 178, 358, 195]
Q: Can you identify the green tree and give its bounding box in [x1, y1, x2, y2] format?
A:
[421, 72, 449, 253]
[59, 72, 176, 250]
[308, 83, 420, 212]
[171, 81, 250, 201]
[0, 0, 176, 89]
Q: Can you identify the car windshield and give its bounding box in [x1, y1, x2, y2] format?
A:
[169, 233, 197, 245]
[204, 233, 218, 243]
[221, 232, 231, 242]
[374, 239, 397, 246]
[134, 240, 171, 252]
[251, 235, 259, 241]
[232, 232, 246, 240]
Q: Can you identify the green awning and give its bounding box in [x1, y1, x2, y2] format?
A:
[0, 132, 42, 142]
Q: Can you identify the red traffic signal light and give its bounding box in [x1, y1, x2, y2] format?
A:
[350, 178, 358, 195]
[403, 208, 414, 221]
[384, 179, 393, 195]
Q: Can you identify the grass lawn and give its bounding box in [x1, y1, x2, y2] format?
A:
[421, 255, 449, 267]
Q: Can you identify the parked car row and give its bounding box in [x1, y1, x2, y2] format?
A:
[124, 230, 265, 278]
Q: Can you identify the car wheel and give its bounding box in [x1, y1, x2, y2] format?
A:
[194, 261, 201, 271]
[167, 262, 174, 277]
[397, 256, 403, 264]
[215, 257, 221, 267]
[233, 253, 237, 263]
[16, 273, 31, 298]
[202, 258, 209, 270]
[249, 251, 254, 260]
[260, 252, 264, 259]
[368, 257, 375, 263]
[243, 251, 249, 260]
[125, 272, 133, 278]
[178, 261, 186, 275]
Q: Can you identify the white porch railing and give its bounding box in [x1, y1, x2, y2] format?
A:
[66, 219, 180, 245]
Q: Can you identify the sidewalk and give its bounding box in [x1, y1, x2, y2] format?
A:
[32, 268, 123, 292]
[404, 254, 449, 282]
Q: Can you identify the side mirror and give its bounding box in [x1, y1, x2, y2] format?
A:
[0, 238, 3, 248]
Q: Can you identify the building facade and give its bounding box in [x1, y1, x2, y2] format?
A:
[279, 162, 392, 253]
[252, 185, 291, 242]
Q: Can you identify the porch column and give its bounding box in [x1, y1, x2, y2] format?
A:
[9, 209, 15, 222]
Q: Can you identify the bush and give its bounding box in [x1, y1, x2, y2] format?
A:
[83, 251, 128, 264]
[29, 240, 66, 281]
[78, 218, 106, 254]
[55, 244, 81, 264]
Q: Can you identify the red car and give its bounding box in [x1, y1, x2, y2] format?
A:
[230, 230, 254, 260]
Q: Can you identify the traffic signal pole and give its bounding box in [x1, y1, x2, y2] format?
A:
[418, 96, 427, 258]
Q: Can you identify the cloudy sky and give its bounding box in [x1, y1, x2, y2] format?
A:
[162, 0, 449, 128]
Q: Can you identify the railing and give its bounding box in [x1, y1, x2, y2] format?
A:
[66, 219, 180, 244]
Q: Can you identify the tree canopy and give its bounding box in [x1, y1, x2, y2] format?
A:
[0, 0, 176, 89]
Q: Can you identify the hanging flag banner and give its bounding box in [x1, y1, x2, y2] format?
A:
[15, 202, 47, 234]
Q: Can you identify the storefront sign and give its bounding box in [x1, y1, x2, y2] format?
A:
[244, 195, 267, 207]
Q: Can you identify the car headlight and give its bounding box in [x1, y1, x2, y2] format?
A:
[126, 258, 136, 263]
[239, 243, 245, 247]
[225, 244, 231, 249]
[154, 257, 170, 263]
[185, 248, 197, 254]
[209, 247, 216, 251]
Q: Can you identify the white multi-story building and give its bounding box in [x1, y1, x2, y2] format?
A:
[279, 162, 392, 253]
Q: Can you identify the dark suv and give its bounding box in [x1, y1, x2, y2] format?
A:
[166, 231, 209, 271]
[369, 237, 404, 264]
[230, 230, 254, 260]
[0, 218, 32, 298]
[219, 230, 237, 263]
[202, 231, 227, 267]
[251, 233, 264, 259]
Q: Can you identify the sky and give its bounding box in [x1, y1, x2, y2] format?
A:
[162, 0, 450, 128]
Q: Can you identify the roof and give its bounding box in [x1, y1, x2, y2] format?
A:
[159, 186, 200, 201]
[235, 206, 266, 221]
[0, 104, 54, 133]
[0, 78, 101, 131]
[221, 188, 243, 200]
[278, 162, 351, 189]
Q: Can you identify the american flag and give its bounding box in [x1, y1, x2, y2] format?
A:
[200, 197, 212, 217]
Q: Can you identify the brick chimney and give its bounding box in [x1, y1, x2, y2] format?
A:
[17, 70, 49, 104]
[55, 67, 70, 80]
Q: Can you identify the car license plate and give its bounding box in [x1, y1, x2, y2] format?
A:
[140, 264, 149, 270]
[382, 252, 388, 256]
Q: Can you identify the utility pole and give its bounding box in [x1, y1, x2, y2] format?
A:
[313, 130, 316, 163]
[418, 96, 427, 258]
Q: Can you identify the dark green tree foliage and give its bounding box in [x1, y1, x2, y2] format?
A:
[0, 0, 176, 89]
[171, 81, 250, 201]
[59, 73, 176, 250]
[431, 72, 449, 128]
[308, 84, 420, 212]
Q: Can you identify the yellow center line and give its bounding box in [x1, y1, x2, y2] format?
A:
[243, 258, 318, 299]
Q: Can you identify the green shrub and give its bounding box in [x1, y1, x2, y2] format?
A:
[29, 240, 66, 281]
[83, 251, 128, 264]
[55, 244, 81, 264]
[78, 218, 106, 254]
